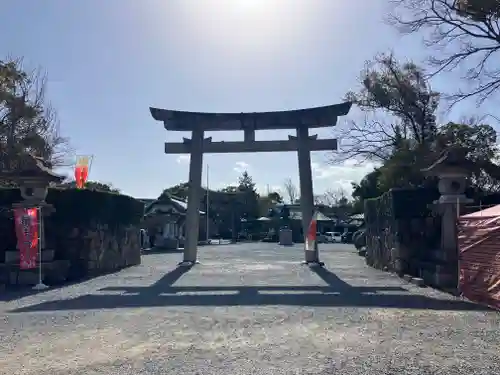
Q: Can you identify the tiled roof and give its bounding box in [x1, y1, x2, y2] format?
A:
[171, 197, 187, 210]
[349, 213, 365, 220]
[269, 204, 335, 221]
[141, 195, 204, 216]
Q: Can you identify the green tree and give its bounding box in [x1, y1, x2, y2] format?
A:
[161, 182, 189, 200]
[59, 180, 120, 193]
[237, 171, 260, 220]
[220, 185, 238, 194]
[351, 120, 500, 206]
[435, 120, 500, 191]
[456, 0, 500, 20]
[351, 169, 383, 213]
[267, 191, 283, 204]
[237, 171, 256, 191]
[258, 191, 283, 217]
[342, 54, 500, 208]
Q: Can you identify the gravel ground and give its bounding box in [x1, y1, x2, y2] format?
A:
[0, 243, 498, 375]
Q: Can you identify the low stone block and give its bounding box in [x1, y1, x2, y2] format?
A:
[4, 251, 19, 264]
[9, 271, 18, 285]
[279, 229, 293, 246]
[403, 274, 413, 282]
[41, 249, 55, 262]
[158, 238, 179, 250]
[0, 265, 9, 284]
[44, 260, 70, 284]
[17, 271, 38, 286]
[428, 249, 453, 263]
[5, 249, 54, 264]
[421, 269, 456, 289]
[410, 277, 425, 287]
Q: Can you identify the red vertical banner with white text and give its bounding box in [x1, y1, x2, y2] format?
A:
[13, 208, 39, 269]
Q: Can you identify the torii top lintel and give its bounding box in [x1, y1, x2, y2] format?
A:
[150, 102, 352, 131]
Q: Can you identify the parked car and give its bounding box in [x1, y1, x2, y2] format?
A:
[324, 231, 342, 243]
[316, 232, 326, 243]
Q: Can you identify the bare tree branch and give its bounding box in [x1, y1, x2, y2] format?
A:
[283, 178, 298, 204]
[314, 188, 350, 207]
[388, 0, 500, 105]
[335, 114, 399, 164]
[331, 53, 439, 165]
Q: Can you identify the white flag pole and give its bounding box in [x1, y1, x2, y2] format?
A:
[87, 155, 94, 178]
[33, 206, 48, 290]
[206, 164, 210, 243]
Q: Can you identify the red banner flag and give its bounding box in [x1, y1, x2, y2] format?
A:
[305, 212, 318, 252]
[13, 208, 39, 269]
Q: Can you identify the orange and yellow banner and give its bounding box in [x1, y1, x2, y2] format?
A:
[74, 155, 93, 189]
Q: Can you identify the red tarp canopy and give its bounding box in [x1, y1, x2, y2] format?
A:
[461, 204, 500, 219]
[458, 205, 500, 311]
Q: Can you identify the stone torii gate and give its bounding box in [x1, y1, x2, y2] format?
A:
[150, 102, 352, 266]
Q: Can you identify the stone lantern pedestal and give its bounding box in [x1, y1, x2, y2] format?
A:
[421, 147, 473, 291]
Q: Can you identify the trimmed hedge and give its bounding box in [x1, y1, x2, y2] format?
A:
[0, 188, 145, 260]
[0, 187, 144, 227]
[48, 188, 144, 227]
[365, 187, 440, 222]
[0, 188, 145, 283]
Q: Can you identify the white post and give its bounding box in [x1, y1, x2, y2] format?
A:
[87, 155, 95, 177]
[206, 164, 210, 243]
[33, 206, 48, 290]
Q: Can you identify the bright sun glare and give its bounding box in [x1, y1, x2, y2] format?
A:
[237, 0, 262, 9]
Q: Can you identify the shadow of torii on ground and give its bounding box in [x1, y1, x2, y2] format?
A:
[10, 263, 488, 313]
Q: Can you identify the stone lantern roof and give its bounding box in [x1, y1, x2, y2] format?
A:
[0, 152, 64, 184]
[421, 146, 474, 177]
[0, 152, 64, 207]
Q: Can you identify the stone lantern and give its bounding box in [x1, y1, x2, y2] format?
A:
[421, 146, 473, 290]
[0, 153, 64, 286]
[422, 146, 473, 205]
[0, 153, 64, 208]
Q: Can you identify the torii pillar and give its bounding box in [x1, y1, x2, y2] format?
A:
[296, 126, 318, 263]
[183, 127, 205, 263]
[150, 102, 352, 266]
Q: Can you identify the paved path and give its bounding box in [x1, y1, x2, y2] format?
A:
[0, 243, 498, 374]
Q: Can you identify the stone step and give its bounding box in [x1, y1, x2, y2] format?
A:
[421, 268, 458, 289]
[0, 260, 70, 286]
